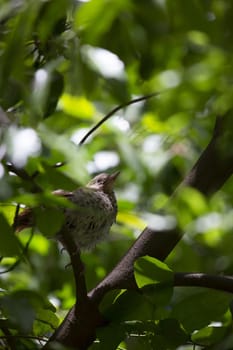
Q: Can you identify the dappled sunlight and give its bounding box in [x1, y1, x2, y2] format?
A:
[87, 150, 120, 173]
[143, 213, 177, 231]
[81, 45, 125, 79]
[7, 127, 41, 167]
[195, 212, 222, 233]
[158, 70, 181, 88]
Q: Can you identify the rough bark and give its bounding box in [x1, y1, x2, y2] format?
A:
[174, 273, 233, 293]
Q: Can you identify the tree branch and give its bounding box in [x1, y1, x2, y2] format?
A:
[181, 114, 233, 194]
[47, 231, 106, 349]
[174, 272, 233, 294]
[89, 226, 181, 303]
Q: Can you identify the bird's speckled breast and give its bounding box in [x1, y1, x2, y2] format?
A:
[60, 187, 117, 250]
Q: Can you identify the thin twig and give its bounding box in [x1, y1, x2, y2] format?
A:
[79, 91, 163, 145]
[52, 92, 163, 169]
[5, 93, 163, 175]
[0, 334, 48, 342]
[1, 327, 17, 350]
[12, 203, 20, 231]
[0, 229, 34, 275]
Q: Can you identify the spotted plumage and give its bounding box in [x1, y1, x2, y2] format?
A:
[16, 172, 119, 250]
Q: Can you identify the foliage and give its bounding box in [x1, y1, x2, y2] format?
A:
[0, 0, 233, 349]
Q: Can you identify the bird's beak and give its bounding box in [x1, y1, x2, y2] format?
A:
[108, 171, 120, 182]
[105, 171, 120, 190]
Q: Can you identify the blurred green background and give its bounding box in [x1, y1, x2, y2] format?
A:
[0, 0, 233, 349]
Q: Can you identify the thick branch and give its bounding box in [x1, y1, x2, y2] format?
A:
[174, 272, 233, 294]
[182, 114, 233, 194]
[47, 232, 105, 349]
[64, 237, 88, 302]
[47, 301, 104, 350]
[89, 227, 181, 302]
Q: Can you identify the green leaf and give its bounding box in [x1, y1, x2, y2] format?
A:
[13, 191, 74, 208]
[99, 290, 122, 314]
[75, 0, 131, 44]
[0, 204, 16, 225]
[171, 289, 232, 333]
[156, 318, 189, 348]
[91, 323, 125, 350]
[31, 69, 64, 119]
[35, 164, 78, 192]
[0, 290, 56, 336]
[0, 213, 21, 256]
[0, 293, 36, 333]
[59, 93, 95, 119]
[34, 207, 64, 237]
[117, 211, 146, 230]
[21, 233, 49, 256]
[134, 256, 173, 288]
[141, 284, 173, 316]
[0, 1, 41, 95]
[36, 0, 69, 41]
[105, 290, 153, 322]
[104, 78, 130, 103]
[179, 187, 209, 216]
[170, 187, 209, 227]
[33, 309, 59, 336]
[38, 124, 89, 183]
[192, 324, 228, 346]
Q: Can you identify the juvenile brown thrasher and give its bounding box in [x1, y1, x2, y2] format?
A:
[15, 172, 119, 251]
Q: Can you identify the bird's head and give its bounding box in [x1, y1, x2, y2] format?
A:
[87, 171, 120, 192]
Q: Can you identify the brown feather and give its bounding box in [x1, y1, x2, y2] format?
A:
[14, 172, 119, 250]
[15, 208, 34, 232]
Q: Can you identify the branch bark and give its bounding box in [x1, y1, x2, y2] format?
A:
[48, 113, 233, 349]
[174, 272, 233, 294]
[46, 231, 106, 349]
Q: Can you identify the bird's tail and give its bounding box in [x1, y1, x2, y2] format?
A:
[14, 208, 34, 232]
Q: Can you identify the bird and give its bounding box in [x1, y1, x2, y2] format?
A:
[15, 172, 119, 251]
